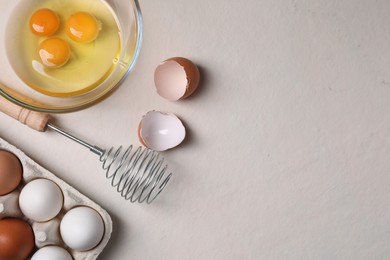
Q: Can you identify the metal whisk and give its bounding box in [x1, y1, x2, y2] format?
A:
[0, 94, 172, 204]
[47, 124, 172, 204]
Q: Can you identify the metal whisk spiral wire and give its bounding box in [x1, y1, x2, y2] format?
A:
[100, 145, 172, 203]
[46, 123, 172, 204]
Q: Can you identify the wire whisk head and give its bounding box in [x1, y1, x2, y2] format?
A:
[99, 145, 172, 203]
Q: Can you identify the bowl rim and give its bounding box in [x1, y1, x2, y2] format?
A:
[0, 0, 143, 113]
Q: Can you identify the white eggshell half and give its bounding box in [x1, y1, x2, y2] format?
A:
[60, 206, 105, 251]
[31, 246, 72, 260]
[19, 179, 63, 222]
[139, 111, 186, 151]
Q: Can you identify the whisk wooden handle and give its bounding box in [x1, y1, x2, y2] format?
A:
[0, 94, 50, 132]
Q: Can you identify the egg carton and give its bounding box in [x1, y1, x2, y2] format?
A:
[0, 136, 112, 260]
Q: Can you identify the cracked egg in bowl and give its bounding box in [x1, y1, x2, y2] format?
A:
[0, 0, 142, 112]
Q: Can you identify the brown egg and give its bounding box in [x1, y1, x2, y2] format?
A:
[154, 57, 200, 101]
[0, 218, 35, 260]
[0, 151, 23, 195]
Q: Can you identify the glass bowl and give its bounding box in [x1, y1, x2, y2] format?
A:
[0, 0, 142, 113]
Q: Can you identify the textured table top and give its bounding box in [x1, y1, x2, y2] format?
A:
[1, 0, 390, 259]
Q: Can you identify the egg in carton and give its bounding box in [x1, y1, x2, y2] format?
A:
[0, 136, 112, 260]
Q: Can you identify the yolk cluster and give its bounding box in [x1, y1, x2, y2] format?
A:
[29, 8, 100, 68]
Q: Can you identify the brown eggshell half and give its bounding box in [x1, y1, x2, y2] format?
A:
[154, 57, 200, 101]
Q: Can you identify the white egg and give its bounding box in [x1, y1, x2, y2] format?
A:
[60, 206, 105, 251]
[138, 111, 186, 151]
[31, 246, 72, 260]
[19, 178, 63, 222]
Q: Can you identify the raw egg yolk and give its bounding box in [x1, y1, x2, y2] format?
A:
[65, 12, 100, 43]
[29, 8, 60, 36]
[39, 38, 70, 68]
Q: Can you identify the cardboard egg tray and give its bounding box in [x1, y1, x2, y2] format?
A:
[0, 137, 112, 259]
